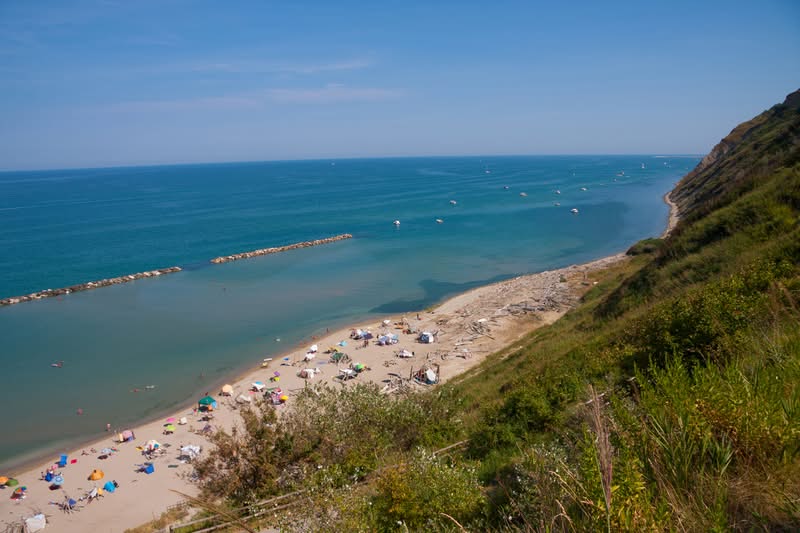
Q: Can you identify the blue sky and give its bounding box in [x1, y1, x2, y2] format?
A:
[0, 1, 798, 170]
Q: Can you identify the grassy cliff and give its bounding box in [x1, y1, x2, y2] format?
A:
[188, 90, 800, 532]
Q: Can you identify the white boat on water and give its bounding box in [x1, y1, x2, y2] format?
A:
[580, 187, 587, 191]
[449, 200, 457, 205]
[435, 218, 443, 224]
[571, 208, 579, 214]
[555, 189, 561, 194]
[393, 220, 400, 226]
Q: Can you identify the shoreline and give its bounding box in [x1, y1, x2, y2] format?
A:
[0, 196, 680, 532]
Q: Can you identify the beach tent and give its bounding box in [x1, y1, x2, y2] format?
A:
[220, 384, 234, 396]
[251, 381, 265, 392]
[144, 440, 161, 451]
[24, 513, 46, 533]
[178, 417, 188, 425]
[88, 469, 104, 481]
[119, 429, 135, 442]
[103, 480, 116, 493]
[6, 478, 19, 487]
[198, 396, 217, 411]
[425, 369, 438, 384]
[308, 344, 318, 353]
[418, 332, 434, 344]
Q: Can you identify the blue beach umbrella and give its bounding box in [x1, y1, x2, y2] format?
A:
[52, 475, 64, 486]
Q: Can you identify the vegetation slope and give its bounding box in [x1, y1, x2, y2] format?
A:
[187, 90, 800, 532]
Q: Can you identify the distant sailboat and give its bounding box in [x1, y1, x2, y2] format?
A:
[580, 187, 587, 191]
[503, 185, 510, 190]
[555, 189, 561, 195]
[519, 192, 528, 197]
[393, 220, 400, 226]
[435, 218, 444, 224]
[571, 208, 579, 214]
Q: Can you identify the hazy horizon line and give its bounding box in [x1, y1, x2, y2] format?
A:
[0, 152, 704, 174]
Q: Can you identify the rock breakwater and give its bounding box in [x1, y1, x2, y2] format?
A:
[209, 233, 353, 264]
[0, 267, 182, 308]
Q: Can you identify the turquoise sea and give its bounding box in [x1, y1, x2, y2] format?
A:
[0, 155, 697, 471]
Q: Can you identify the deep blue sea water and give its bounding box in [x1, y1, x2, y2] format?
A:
[0, 155, 697, 470]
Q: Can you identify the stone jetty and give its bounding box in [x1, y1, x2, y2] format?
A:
[0, 267, 182, 308]
[210, 233, 353, 264]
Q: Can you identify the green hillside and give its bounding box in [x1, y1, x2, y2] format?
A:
[183, 90, 800, 532]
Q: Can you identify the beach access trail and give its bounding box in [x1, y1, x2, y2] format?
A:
[0, 197, 678, 532]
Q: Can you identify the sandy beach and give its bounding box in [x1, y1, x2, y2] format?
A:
[0, 199, 678, 532]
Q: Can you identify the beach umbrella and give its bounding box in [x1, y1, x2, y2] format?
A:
[6, 478, 18, 487]
[89, 469, 104, 481]
[220, 384, 234, 396]
[0, 476, 7, 485]
[164, 424, 175, 432]
[166, 417, 176, 423]
[52, 475, 64, 486]
[279, 395, 288, 403]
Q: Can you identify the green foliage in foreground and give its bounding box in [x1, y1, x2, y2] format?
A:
[190, 92, 800, 531]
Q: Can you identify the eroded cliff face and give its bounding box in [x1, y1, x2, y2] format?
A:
[671, 89, 800, 222]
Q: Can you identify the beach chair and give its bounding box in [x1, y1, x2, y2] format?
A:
[58, 454, 68, 468]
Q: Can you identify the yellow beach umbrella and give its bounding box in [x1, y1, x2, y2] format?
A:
[0, 476, 8, 485]
[88, 469, 104, 481]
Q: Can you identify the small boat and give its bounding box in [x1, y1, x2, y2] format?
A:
[555, 189, 561, 194]
[51, 361, 63, 368]
[580, 187, 587, 191]
[393, 220, 400, 226]
[519, 192, 527, 197]
[554, 202, 560, 206]
[571, 208, 579, 214]
[641, 163, 645, 169]
[449, 200, 457, 205]
[616, 171, 625, 177]
[145, 385, 156, 390]
[503, 185, 509, 190]
[435, 218, 444, 224]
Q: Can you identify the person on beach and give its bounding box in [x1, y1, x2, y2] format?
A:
[106, 423, 111, 432]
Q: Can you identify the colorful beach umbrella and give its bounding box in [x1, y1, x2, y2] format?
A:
[198, 396, 216, 406]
